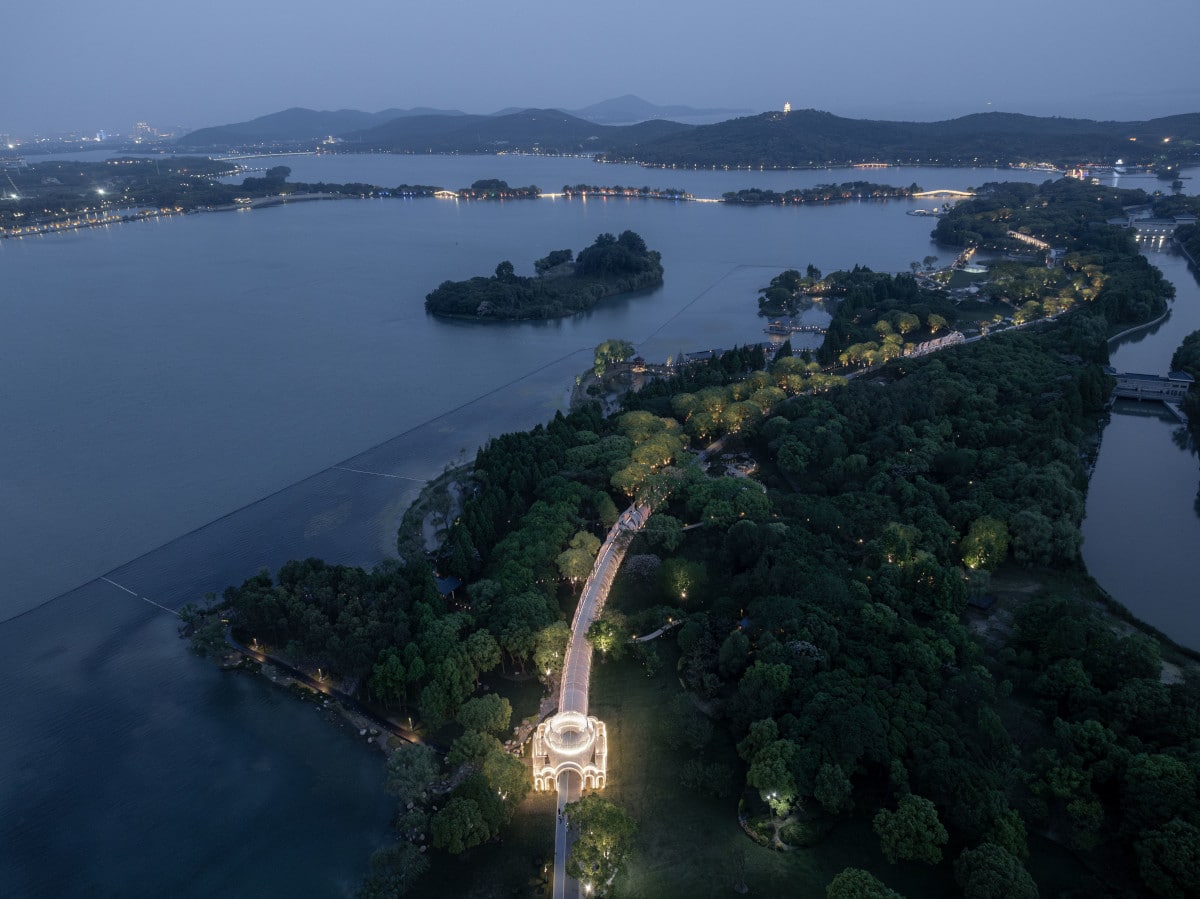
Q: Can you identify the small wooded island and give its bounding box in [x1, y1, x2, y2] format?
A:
[424, 230, 663, 320]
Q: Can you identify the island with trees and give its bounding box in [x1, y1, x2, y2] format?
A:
[423, 231, 664, 321]
[561, 184, 691, 201]
[453, 179, 540, 200]
[722, 181, 919, 206]
[0, 158, 441, 238]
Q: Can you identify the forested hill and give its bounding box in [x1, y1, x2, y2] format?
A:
[601, 108, 1200, 168]
[178, 106, 467, 145]
[342, 110, 689, 155]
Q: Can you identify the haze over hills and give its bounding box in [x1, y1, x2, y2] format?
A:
[177, 96, 748, 147]
[177, 102, 1200, 170]
[180, 105, 468, 146]
[495, 95, 754, 125]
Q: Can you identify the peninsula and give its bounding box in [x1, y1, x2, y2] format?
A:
[424, 230, 663, 320]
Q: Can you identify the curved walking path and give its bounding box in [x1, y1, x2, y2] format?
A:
[551, 501, 651, 899]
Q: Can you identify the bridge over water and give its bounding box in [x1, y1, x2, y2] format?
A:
[533, 502, 650, 899]
[912, 189, 976, 199]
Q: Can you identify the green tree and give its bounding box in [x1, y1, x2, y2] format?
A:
[953, 843, 1038, 899]
[385, 744, 440, 803]
[565, 795, 638, 890]
[370, 647, 408, 708]
[534, 620, 571, 682]
[456, 694, 513, 737]
[465, 630, 501, 681]
[1136, 819, 1200, 899]
[718, 630, 751, 679]
[482, 748, 531, 806]
[643, 514, 684, 552]
[448, 730, 504, 767]
[186, 611, 228, 659]
[431, 797, 491, 854]
[1121, 753, 1196, 834]
[873, 795, 948, 865]
[826, 867, 905, 899]
[534, 248, 572, 275]
[747, 739, 799, 816]
[587, 612, 629, 660]
[660, 557, 706, 603]
[594, 338, 636, 376]
[815, 763, 854, 815]
[557, 530, 601, 583]
[358, 841, 429, 898]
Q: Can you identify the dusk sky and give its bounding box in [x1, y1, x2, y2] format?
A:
[6, 0, 1198, 135]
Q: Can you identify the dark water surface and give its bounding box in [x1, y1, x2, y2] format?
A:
[1, 154, 1194, 895]
[1081, 250, 1200, 648]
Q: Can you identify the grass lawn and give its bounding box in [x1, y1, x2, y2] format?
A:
[954, 297, 1012, 325]
[588, 649, 958, 898]
[488, 672, 549, 727]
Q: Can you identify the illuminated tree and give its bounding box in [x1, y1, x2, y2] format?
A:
[660, 557, 706, 603]
[961, 517, 1009, 571]
[565, 795, 638, 890]
[747, 738, 799, 816]
[557, 530, 601, 584]
[587, 612, 629, 660]
[534, 621, 570, 682]
[593, 338, 635, 376]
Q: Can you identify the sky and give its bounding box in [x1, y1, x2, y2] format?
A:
[4, 0, 1198, 136]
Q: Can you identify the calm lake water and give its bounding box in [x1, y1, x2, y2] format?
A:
[1, 153, 1195, 896]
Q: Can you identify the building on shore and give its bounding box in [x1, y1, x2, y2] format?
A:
[1107, 213, 1198, 242]
[1104, 366, 1194, 402]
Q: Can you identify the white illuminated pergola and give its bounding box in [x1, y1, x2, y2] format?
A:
[532, 711, 608, 791]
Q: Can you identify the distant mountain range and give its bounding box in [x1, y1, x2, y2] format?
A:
[608, 109, 1200, 168]
[178, 96, 750, 147]
[177, 102, 1200, 169]
[179, 106, 468, 146]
